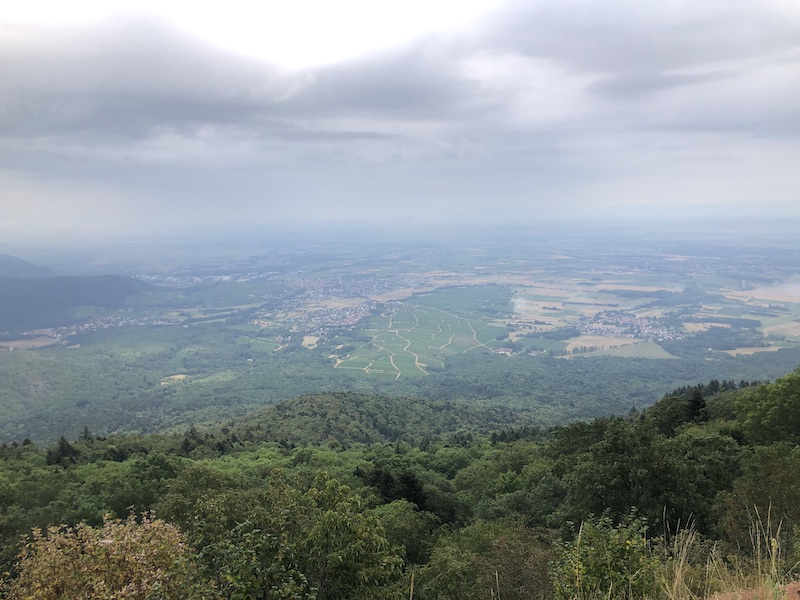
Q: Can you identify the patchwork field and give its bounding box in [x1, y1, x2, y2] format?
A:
[327, 268, 800, 375]
[723, 283, 800, 305]
[565, 335, 637, 351]
[334, 287, 510, 379]
[335, 304, 507, 379]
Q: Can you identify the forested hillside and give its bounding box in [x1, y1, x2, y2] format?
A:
[2, 367, 799, 598]
[0, 275, 153, 333]
[4, 320, 799, 443]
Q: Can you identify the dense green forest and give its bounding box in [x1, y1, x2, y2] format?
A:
[2, 367, 799, 598]
[4, 318, 800, 443]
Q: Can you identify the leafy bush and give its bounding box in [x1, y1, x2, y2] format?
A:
[551, 513, 661, 600]
[4, 513, 213, 599]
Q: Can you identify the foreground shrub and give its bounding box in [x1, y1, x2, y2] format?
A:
[415, 521, 553, 600]
[552, 513, 660, 600]
[5, 513, 213, 600]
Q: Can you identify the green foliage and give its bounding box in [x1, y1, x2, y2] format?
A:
[551, 514, 661, 600]
[160, 470, 403, 600]
[45, 436, 80, 467]
[300, 473, 403, 599]
[415, 521, 501, 600]
[0, 367, 799, 598]
[416, 521, 553, 600]
[666, 429, 742, 533]
[720, 443, 800, 565]
[736, 371, 800, 444]
[373, 500, 440, 565]
[557, 420, 678, 528]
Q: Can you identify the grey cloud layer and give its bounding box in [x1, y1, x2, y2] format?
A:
[1, 16, 295, 137]
[1, 0, 799, 239]
[4, 3, 798, 150]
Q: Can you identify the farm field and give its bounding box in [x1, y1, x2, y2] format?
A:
[328, 267, 800, 371]
[330, 271, 800, 367]
[334, 287, 509, 379]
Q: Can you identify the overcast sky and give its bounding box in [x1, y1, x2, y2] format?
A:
[2, 0, 799, 243]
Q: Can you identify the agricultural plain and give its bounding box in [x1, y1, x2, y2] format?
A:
[3, 226, 800, 441]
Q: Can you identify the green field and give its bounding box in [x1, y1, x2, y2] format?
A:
[335, 287, 511, 379]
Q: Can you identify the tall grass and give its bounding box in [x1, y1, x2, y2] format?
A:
[661, 507, 799, 600]
[661, 528, 702, 600]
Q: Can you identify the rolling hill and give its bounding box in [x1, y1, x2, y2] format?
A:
[0, 254, 54, 278]
[0, 274, 154, 333]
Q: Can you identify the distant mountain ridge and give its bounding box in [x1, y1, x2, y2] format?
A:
[0, 274, 153, 333]
[0, 254, 54, 278]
